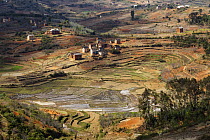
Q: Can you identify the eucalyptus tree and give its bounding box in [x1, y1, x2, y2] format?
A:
[139, 88, 151, 117]
[138, 88, 153, 128]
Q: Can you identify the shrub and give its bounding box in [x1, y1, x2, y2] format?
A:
[49, 71, 67, 78]
[109, 49, 121, 54]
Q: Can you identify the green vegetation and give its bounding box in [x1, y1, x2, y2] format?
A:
[137, 76, 210, 137]
[14, 31, 27, 41]
[188, 12, 210, 25]
[77, 111, 90, 124]
[62, 111, 90, 131]
[156, 59, 166, 62]
[0, 64, 23, 73]
[15, 31, 26, 37]
[109, 48, 121, 54]
[49, 71, 67, 78]
[60, 20, 95, 35]
[39, 35, 53, 50]
[0, 97, 71, 139]
[171, 34, 210, 55]
[172, 34, 208, 48]
[36, 35, 61, 51]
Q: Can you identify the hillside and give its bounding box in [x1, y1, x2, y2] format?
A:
[0, 0, 210, 140]
[0, 96, 68, 139]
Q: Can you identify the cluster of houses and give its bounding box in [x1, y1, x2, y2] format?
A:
[82, 38, 121, 58]
[68, 37, 121, 61]
[131, 0, 190, 10]
[29, 19, 48, 29]
[26, 32, 122, 61]
[155, 4, 190, 10]
[26, 25, 121, 60]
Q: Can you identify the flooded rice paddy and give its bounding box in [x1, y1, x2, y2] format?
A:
[13, 87, 139, 112]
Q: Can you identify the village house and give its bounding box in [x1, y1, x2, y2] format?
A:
[2, 17, 11, 23]
[96, 37, 103, 44]
[90, 49, 98, 56]
[29, 19, 47, 29]
[176, 27, 184, 33]
[177, 5, 185, 9]
[45, 29, 61, 35]
[110, 39, 121, 44]
[156, 5, 162, 10]
[115, 39, 121, 44]
[98, 47, 107, 57]
[29, 19, 38, 29]
[68, 53, 82, 60]
[30, 19, 35, 25]
[73, 53, 82, 60]
[98, 43, 103, 48]
[27, 34, 35, 41]
[43, 23, 48, 26]
[82, 46, 89, 53]
[110, 40, 114, 43]
[88, 43, 106, 57]
[88, 43, 97, 50]
[177, 5, 190, 9]
[98, 51, 105, 57]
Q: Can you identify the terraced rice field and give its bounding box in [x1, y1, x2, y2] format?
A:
[0, 36, 208, 117]
[1, 43, 207, 113]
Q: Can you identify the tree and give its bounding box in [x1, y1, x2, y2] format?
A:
[137, 76, 210, 135]
[39, 35, 53, 50]
[188, 12, 198, 24]
[199, 9, 203, 15]
[138, 88, 152, 128]
[131, 10, 135, 20]
[159, 91, 172, 111]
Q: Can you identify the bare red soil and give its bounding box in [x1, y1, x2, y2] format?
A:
[118, 117, 145, 129]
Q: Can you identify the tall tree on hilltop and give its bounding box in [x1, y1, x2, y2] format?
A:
[131, 10, 135, 20]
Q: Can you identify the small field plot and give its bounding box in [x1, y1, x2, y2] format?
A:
[0, 64, 23, 73]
